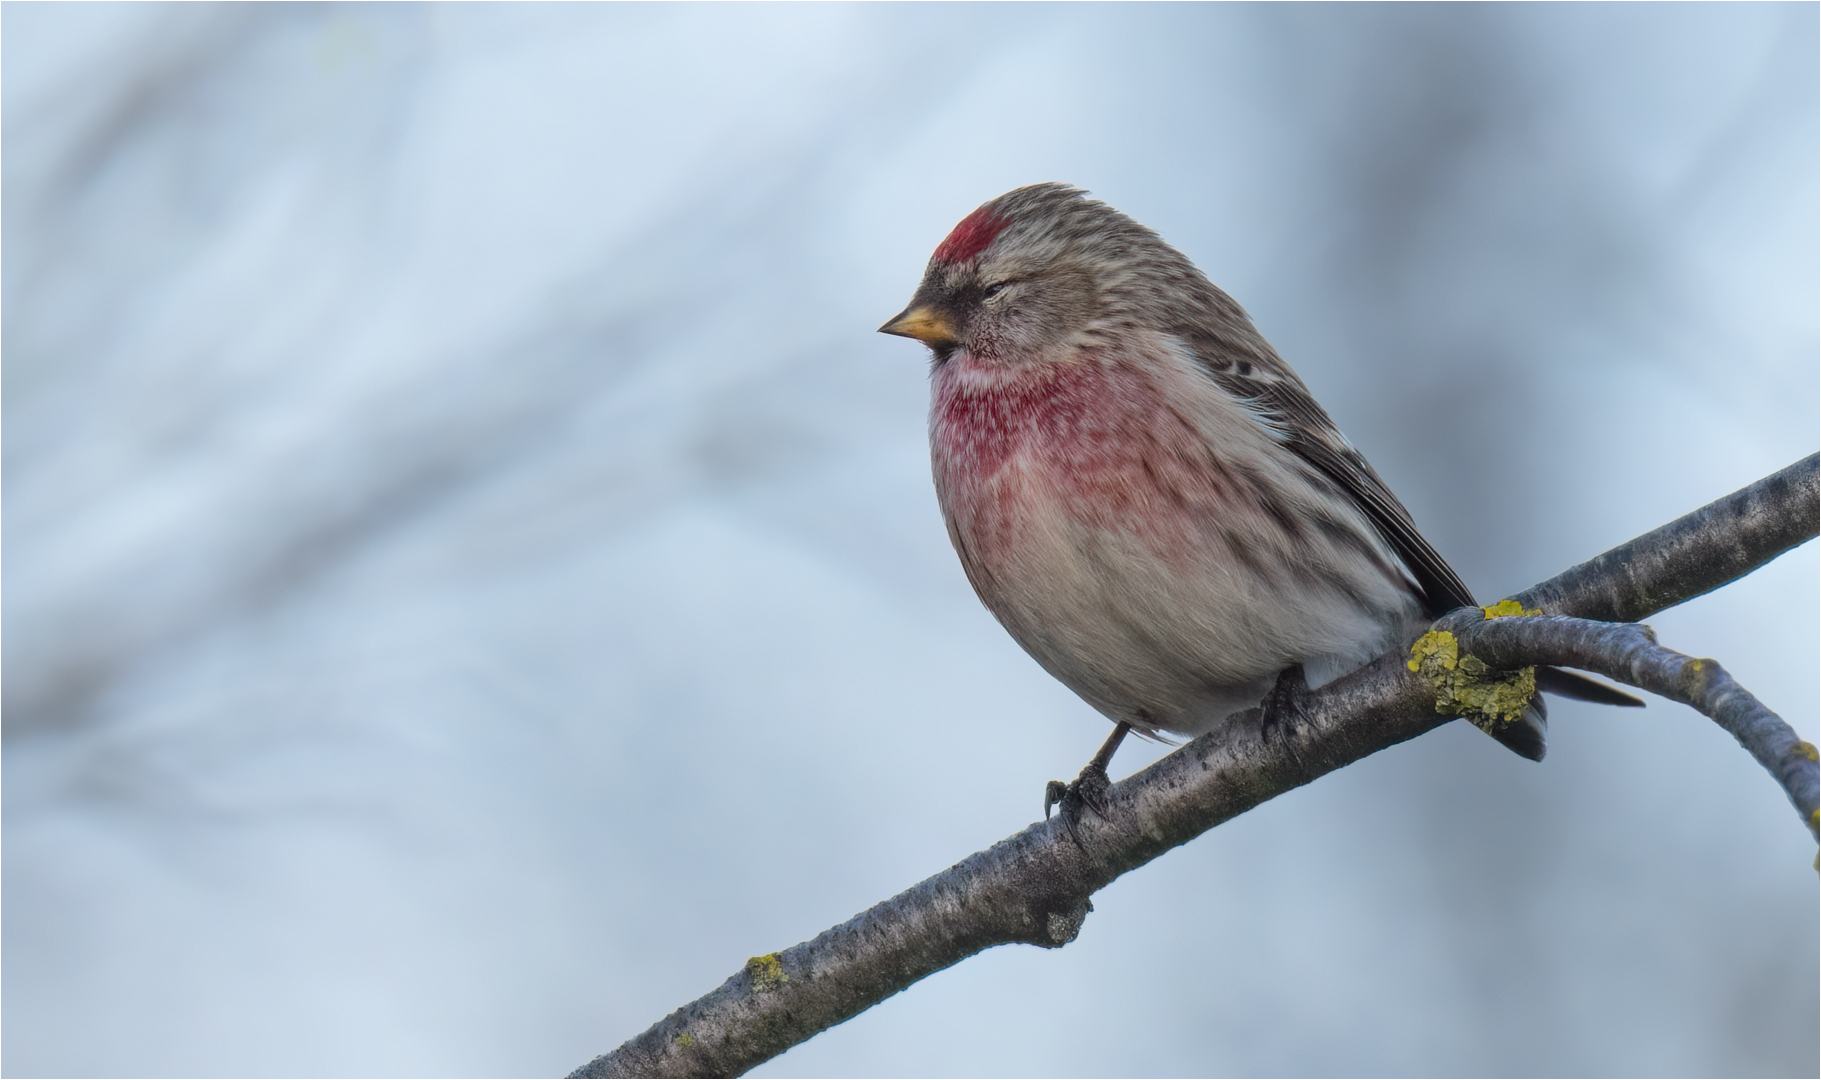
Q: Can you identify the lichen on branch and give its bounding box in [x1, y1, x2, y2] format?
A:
[1407, 599, 1542, 733]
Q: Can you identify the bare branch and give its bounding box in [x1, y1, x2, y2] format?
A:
[1514, 452, 1819, 622]
[568, 454, 1819, 1080]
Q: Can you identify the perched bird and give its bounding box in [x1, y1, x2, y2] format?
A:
[880, 183, 1637, 812]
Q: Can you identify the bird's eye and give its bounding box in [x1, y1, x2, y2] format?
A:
[981, 281, 1010, 300]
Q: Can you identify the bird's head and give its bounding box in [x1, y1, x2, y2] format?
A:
[879, 183, 1219, 367]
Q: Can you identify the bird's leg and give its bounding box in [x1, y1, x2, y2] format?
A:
[1044, 721, 1132, 827]
[1261, 663, 1308, 740]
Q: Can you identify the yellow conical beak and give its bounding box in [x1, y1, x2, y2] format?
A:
[878, 305, 957, 348]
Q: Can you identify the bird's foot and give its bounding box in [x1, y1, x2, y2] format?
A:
[1043, 721, 1131, 843]
[1043, 761, 1113, 847]
[1260, 663, 1308, 739]
[1043, 761, 1113, 823]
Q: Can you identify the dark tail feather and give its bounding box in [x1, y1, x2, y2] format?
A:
[1490, 699, 1549, 761]
[1536, 666, 1645, 708]
[1487, 667, 1644, 762]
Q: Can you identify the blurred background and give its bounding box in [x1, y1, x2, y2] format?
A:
[4, 4, 1816, 1077]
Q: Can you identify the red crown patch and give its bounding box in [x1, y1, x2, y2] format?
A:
[933, 206, 1009, 265]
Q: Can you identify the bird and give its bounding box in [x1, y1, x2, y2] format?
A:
[878, 183, 1639, 816]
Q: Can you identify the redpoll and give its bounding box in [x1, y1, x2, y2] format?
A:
[880, 183, 1637, 810]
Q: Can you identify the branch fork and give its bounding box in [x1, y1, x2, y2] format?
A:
[1433, 607, 1819, 838]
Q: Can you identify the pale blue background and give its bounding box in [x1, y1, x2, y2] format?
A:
[5, 4, 1816, 1077]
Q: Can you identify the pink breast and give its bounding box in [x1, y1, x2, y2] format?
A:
[932, 355, 1228, 562]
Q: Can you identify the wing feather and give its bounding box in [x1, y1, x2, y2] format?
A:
[1181, 336, 1475, 617]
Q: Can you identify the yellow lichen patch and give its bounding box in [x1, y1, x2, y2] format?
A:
[1797, 742, 1819, 764]
[746, 953, 788, 992]
[1408, 629, 1459, 673]
[1482, 599, 1541, 619]
[674, 1033, 695, 1047]
[1680, 657, 1721, 696]
[1409, 629, 1536, 733]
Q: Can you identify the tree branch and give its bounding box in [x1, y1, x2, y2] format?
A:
[1441, 611, 1819, 837]
[568, 454, 1819, 1080]
[1512, 452, 1819, 622]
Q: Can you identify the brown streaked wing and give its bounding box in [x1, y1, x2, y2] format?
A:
[1195, 358, 1477, 618]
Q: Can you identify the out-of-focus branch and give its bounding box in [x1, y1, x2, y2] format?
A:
[567, 454, 1819, 1080]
